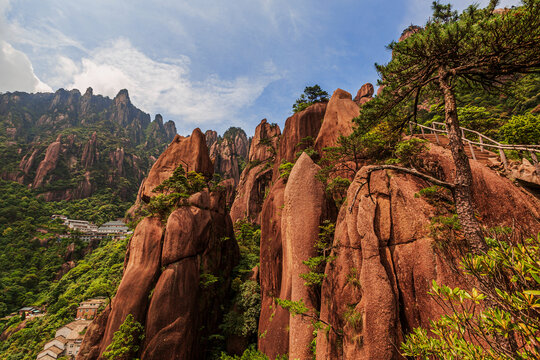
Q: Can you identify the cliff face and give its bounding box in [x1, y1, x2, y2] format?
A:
[205, 128, 249, 184]
[75, 84, 539, 360]
[0, 88, 176, 201]
[229, 119, 280, 223]
[78, 132, 239, 360]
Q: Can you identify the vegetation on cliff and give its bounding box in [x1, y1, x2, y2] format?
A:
[0, 236, 128, 359]
[402, 232, 540, 359]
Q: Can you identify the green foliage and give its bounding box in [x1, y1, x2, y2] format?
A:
[147, 165, 207, 219]
[401, 233, 540, 359]
[0, 181, 88, 316]
[292, 85, 329, 113]
[103, 314, 145, 360]
[299, 221, 336, 287]
[431, 1, 458, 23]
[220, 280, 261, 338]
[278, 162, 294, 181]
[499, 113, 540, 145]
[325, 176, 351, 208]
[219, 220, 262, 352]
[428, 104, 502, 137]
[219, 345, 288, 360]
[394, 138, 428, 168]
[0, 237, 128, 359]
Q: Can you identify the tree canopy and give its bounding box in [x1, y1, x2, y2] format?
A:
[292, 85, 329, 113]
[357, 0, 540, 251]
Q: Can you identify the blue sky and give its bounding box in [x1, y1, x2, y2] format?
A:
[0, 0, 520, 135]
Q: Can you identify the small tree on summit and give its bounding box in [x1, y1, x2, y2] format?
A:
[292, 85, 329, 113]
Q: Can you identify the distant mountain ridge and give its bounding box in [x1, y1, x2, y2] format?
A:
[0, 87, 177, 201]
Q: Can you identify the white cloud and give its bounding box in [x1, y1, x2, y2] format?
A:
[59, 38, 281, 131]
[0, 40, 52, 93]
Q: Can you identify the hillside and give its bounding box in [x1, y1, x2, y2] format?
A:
[0, 87, 176, 203]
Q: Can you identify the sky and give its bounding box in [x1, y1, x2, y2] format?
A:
[0, 0, 521, 135]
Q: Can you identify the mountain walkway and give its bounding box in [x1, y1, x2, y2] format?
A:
[409, 121, 540, 187]
[409, 121, 540, 168]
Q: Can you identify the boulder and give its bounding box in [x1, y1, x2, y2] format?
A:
[353, 83, 374, 105]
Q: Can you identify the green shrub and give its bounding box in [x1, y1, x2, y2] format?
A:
[103, 314, 145, 360]
[279, 162, 294, 181]
[499, 113, 540, 145]
[394, 138, 428, 167]
[401, 234, 540, 359]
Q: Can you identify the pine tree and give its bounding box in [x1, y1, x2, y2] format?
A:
[359, 0, 540, 252]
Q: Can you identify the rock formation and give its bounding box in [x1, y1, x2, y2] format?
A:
[314, 143, 540, 359]
[248, 119, 280, 163]
[353, 83, 374, 105]
[79, 137, 238, 360]
[229, 120, 280, 223]
[314, 88, 359, 152]
[258, 153, 336, 358]
[32, 135, 62, 188]
[276, 103, 326, 172]
[0, 88, 175, 201]
[135, 128, 213, 205]
[205, 128, 250, 184]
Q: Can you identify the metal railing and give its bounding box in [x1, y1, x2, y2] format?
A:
[409, 121, 540, 170]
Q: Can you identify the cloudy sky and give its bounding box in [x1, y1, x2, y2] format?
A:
[0, 0, 520, 134]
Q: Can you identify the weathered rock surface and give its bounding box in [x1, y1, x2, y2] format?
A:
[143, 190, 237, 359]
[273, 103, 326, 179]
[33, 135, 62, 188]
[80, 186, 238, 360]
[230, 119, 281, 224]
[259, 154, 335, 358]
[229, 164, 273, 224]
[205, 128, 250, 184]
[136, 128, 213, 205]
[315, 143, 540, 359]
[98, 216, 164, 355]
[258, 179, 289, 357]
[249, 119, 281, 163]
[353, 83, 374, 105]
[314, 88, 359, 152]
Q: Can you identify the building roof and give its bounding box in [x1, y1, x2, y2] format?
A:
[45, 335, 67, 348]
[62, 320, 91, 340]
[19, 306, 36, 311]
[36, 354, 56, 360]
[101, 220, 127, 226]
[38, 344, 64, 356]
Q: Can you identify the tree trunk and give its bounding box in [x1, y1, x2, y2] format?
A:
[438, 69, 487, 253]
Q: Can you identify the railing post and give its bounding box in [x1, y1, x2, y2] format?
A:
[420, 126, 425, 138]
[409, 122, 413, 135]
[461, 127, 465, 139]
[530, 151, 540, 172]
[432, 123, 440, 145]
[468, 141, 477, 161]
[499, 149, 508, 169]
[479, 136, 484, 152]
